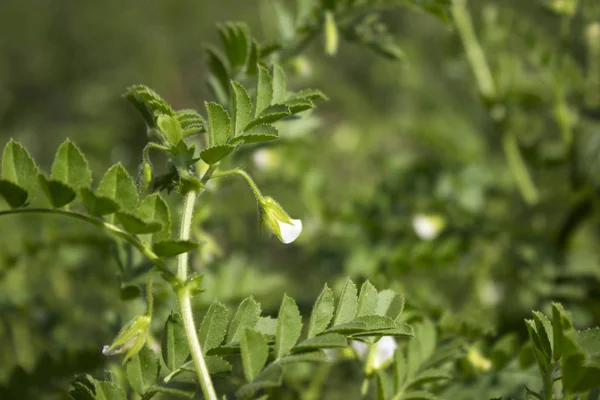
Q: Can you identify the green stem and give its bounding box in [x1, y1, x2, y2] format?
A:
[502, 132, 540, 205]
[0, 208, 175, 280]
[174, 163, 219, 400]
[210, 168, 263, 199]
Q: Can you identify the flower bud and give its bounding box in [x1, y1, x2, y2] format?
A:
[259, 196, 302, 244]
[102, 314, 150, 363]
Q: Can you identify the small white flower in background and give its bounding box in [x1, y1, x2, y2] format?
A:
[252, 148, 278, 170]
[351, 336, 397, 371]
[259, 196, 302, 244]
[412, 213, 445, 240]
[479, 280, 503, 307]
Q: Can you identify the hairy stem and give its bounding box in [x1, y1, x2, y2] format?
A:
[210, 168, 263, 199]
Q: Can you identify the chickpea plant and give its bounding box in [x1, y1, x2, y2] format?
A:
[1, 0, 600, 399]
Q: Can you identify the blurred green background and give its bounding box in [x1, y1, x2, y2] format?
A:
[1, 0, 600, 398]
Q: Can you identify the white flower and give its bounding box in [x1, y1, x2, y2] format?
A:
[351, 336, 397, 371]
[412, 213, 445, 240]
[259, 196, 303, 244]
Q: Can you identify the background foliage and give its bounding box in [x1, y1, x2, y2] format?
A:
[1, 0, 600, 398]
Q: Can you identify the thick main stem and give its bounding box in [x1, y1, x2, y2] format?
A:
[176, 190, 217, 400]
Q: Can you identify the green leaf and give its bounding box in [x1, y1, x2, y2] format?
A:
[116, 212, 162, 234]
[332, 278, 358, 326]
[376, 290, 397, 317]
[307, 283, 334, 338]
[137, 193, 171, 242]
[80, 188, 120, 217]
[357, 280, 379, 317]
[292, 333, 347, 353]
[200, 144, 235, 165]
[287, 88, 328, 102]
[532, 311, 553, 361]
[199, 301, 228, 353]
[205, 46, 230, 104]
[161, 312, 189, 371]
[282, 98, 314, 114]
[275, 295, 303, 359]
[152, 240, 199, 257]
[244, 104, 290, 131]
[255, 316, 277, 336]
[140, 385, 195, 400]
[0, 180, 28, 208]
[406, 320, 437, 379]
[1, 140, 38, 202]
[552, 302, 574, 360]
[228, 124, 279, 145]
[231, 81, 252, 135]
[525, 319, 550, 370]
[404, 369, 451, 390]
[272, 64, 286, 104]
[206, 355, 232, 375]
[245, 40, 259, 76]
[206, 102, 231, 147]
[226, 297, 261, 344]
[376, 371, 390, 400]
[38, 174, 76, 208]
[175, 109, 206, 137]
[97, 163, 138, 210]
[240, 329, 268, 382]
[352, 324, 414, 338]
[51, 139, 92, 189]
[126, 346, 160, 395]
[401, 390, 437, 400]
[124, 85, 174, 127]
[157, 114, 183, 145]
[95, 381, 127, 400]
[255, 64, 273, 116]
[394, 349, 407, 392]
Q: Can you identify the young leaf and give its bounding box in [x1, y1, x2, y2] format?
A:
[80, 188, 120, 217]
[292, 333, 347, 353]
[275, 295, 303, 359]
[156, 114, 183, 145]
[228, 125, 279, 145]
[51, 139, 92, 189]
[97, 163, 138, 210]
[272, 64, 286, 104]
[137, 193, 171, 242]
[200, 144, 235, 165]
[244, 104, 290, 131]
[240, 329, 268, 382]
[231, 81, 252, 135]
[226, 297, 261, 344]
[38, 175, 76, 208]
[205, 46, 230, 104]
[126, 346, 160, 395]
[124, 85, 174, 127]
[532, 311, 553, 361]
[206, 102, 231, 146]
[254, 64, 273, 116]
[161, 312, 189, 371]
[198, 301, 228, 353]
[245, 40, 259, 76]
[1, 140, 38, 206]
[332, 278, 358, 326]
[176, 109, 206, 137]
[152, 240, 198, 257]
[357, 280, 379, 317]
[116, 212, 163, 235]
[307, 283, 334, 338]
[287, 88, 328, 102]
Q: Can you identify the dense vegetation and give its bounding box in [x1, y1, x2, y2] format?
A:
[0, 0, 599, 399]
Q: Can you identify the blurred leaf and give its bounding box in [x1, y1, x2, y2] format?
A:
[116, 212, 162, 234]
[161, 313, 189, 371]
[80, 188, 120, 217]
[255, 64, 273, 116]
[272, 64, 286, 104]
[124, 85, 174, 127]
[126, 346, 159, 395]
[152, 240, 198, 257]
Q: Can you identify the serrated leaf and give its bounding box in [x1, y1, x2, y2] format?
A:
[97, 163, 138, 210]
[137, 193, 171, 242]
[80, 188, 120, 216]
[205, 46, 230, 105]
[229, 124, 279, 145]
[227, 297, 261, 344]
[126, 346, 160, 395]
[0, 180, 28, 208]
[255, 316, 277, 336]
[394, 349, 407, 392]
[38, 174, 76, 208]
[206, 102, 231, 147]
[255, 64, 273, 116]
[406, 320, 437, 379]
[240, 329, 268, 382]
[333, 278, 358, 326]
[357, 281, 379, 317]
[376, 371, 390, 400]
[2, 140, 38, 202]
[51, 140, 92, 189]
[552, 302, 573, 361]
[287, 88, 328, 102]
[200, 144, 235, 165]
[526, 319, 550, 370]
[275, 295, 302, 359]
[324, 321, 367, 334]
[124, 85, 174, 127]
[292, 333, 347, 353]
[140, 385, 194, 400]
[245, 40, 259, 76]
[404, 369, 451, 390]
[351, 324, 414, 338]
[376, 290, 397, 317]
[272, 64, 286, 104]
[157, 114, 183, 145]
[282, 98, 314, 114]
[176, 109, 206, 137]
[231, 81, 252, 135]
[532, 311, 553, 361]
[199, 301, 228, 353]
[116, 212, 162, 234]
[152, 240, 198, 257]
[244, 104, 290, 131]
[161, 313, 189, 371]
[307, 283, 334, 338]
[206, 355, 232, 375]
